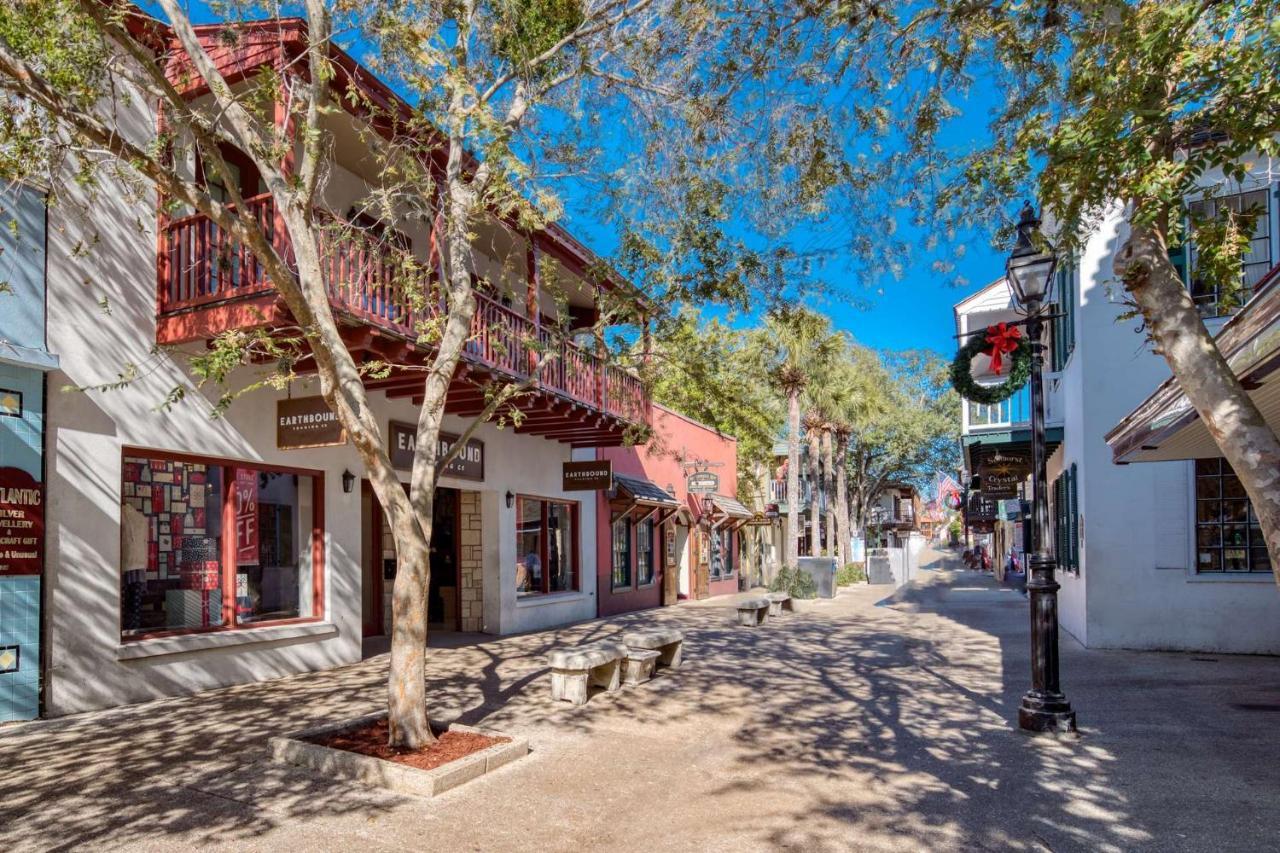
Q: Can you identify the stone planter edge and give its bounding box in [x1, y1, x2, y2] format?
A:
[269, 712, 529, 799]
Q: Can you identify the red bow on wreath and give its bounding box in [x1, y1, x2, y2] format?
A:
[983, 322, 1022, 375]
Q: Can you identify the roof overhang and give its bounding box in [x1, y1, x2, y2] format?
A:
[703, 494, 751, 529]
[610, 474, 680, 508]
[962, 428, 1063, 470]
[1106, 266, 1280, 464]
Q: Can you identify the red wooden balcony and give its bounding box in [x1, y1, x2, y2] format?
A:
[156, 194, 649, 439]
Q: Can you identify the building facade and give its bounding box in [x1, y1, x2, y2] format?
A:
[596, 404, 744, 615]
[955, 161, 1280, 654]
[29, 20, 652, 717]
[0, 180, 57, 722]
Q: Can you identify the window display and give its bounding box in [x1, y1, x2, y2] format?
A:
[516, 496, 578, 596]
[120, 453, 322, 638]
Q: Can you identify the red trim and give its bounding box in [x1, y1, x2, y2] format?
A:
[119, 448, 327, 643]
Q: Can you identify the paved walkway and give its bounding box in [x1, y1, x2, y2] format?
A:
[3, 548, 1279, 852]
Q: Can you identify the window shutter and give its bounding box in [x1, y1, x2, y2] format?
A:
[1068, 464, 1080, 573]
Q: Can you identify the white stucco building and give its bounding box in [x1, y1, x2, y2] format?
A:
[27, 19, 652, 717]
[955, 163, 1280, 654]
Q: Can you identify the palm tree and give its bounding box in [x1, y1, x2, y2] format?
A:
[803, 409, 824, 555]
[763, 308, 839, 569]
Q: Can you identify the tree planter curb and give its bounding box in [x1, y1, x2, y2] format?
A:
[269, 712, 529, 799]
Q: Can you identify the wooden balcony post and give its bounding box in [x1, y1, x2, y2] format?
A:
[526, 236, 540, 380]
[155, 99, 171, 312]
[642, 311, 652, 365]
[593, 283, 606, 409]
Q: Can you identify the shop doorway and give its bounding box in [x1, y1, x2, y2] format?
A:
[361, 484, 461, 637]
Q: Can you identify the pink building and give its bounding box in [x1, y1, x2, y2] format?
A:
[595, 405, 748, 617]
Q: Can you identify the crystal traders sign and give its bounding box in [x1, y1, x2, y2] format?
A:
[389, 420, 485, 481]
[978, 451, 1031, 498]
[0, 467, 43, 576]
[277, 396, 347, 449]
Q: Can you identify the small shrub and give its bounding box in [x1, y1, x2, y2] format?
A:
[770, 566, 818, 599]
[837, 562, 866, 586]
[791, 569, 818, 599]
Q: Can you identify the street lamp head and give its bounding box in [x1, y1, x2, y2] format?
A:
[1005, 201, 1057, 309]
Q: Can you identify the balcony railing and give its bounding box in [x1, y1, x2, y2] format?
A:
[158, 194, 647, 423]
[963, 374, 1063, 433]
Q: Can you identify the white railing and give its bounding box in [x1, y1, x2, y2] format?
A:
[962, 373, 1062, 434]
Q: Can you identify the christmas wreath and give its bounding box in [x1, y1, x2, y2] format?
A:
[950, 322, 1032, 405]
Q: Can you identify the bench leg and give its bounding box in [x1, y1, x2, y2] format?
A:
[736, 609, 756, 627]
[768, 601, 782, 617]
[657, 642, 682, 668]
[622, 656, 656, 685]
[589, 659, 621, 693]
[755, 607, 768, 626]
[551, 669, 589, 705]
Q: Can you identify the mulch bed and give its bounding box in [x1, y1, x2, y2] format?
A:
[309, 719, 509, 772]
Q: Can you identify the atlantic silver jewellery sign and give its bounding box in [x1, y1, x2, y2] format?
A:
[978, 451, 1031, 498]
[277, 396, 347, 449]
[389, 420, 485, 481]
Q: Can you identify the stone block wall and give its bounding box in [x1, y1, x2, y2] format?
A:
[459, 490, 484, 632]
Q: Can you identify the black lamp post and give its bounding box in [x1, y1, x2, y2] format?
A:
[1005, 202, 1077, 734]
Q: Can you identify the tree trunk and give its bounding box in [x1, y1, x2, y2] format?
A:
[807, 423, 822, 555]
[822, 427, 836, 562]
[835, 431, 850, 567]
[1121, 222, 1280, 583]
[786, 390, 801, 570]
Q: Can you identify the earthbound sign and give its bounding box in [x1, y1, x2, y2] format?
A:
[686, 471, 719, 494]
[0, 467, 43, 576]
[562, 460, 612, 491]
[277, 396, 347, 449]
[389, 420, 485, 481]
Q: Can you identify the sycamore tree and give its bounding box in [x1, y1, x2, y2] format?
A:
[844, 346, 959, 535]
[0, 0, 848, 747]
[801, 0, 1280, 579]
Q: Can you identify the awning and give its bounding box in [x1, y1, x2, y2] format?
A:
[703, 494, 752, 529]
[1106, 265, 1280, 464]
[0, 341, 59, 372]
[609, 473, 682, 524]
[612, 473, 680, 507]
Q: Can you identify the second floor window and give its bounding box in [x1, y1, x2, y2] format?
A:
[1185, 188, 1272, 317]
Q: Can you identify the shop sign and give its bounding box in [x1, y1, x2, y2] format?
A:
[277, 396, 347, 449]
[665, 527, 677, 569]
[686, 471, 719, 494]
[0, 467, 43, 576]
[743, 511, 773, 527]
[233, 468, 259, 566]
[389, 420, 485, 481]
[563, 460, 612, 491]
[978, 451, 1030, 498]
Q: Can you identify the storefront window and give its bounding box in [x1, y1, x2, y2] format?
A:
[711, 528, 735, 578]
[636, 518, 655, 586]
[120, 454, 322, 638]
[611, 517, 632, 589]
[516, 496, 578, 596]
[1195, 458, 1269, 573]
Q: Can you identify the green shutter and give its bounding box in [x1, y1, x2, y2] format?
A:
[1168, 243, 1188, 286]
[1068, 464, 1080, 573]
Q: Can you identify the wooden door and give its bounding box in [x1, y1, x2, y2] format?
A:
[694, 528, 711, 599]
[662, 524, 680, 606]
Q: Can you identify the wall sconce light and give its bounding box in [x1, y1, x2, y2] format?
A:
[506, 490, 515, 509]
[342, 469, 355, 494]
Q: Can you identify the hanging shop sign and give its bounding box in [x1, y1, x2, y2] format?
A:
[743, 511, 773, 527]
[389, 420, 485, 481]
[562, 460, 613, 491]
[665, 527, 677, 569]
[0, 467, 43, 576]
[686, 471, 720, 494]
[277, 396, 347, 449]
[978, 451, 1031, 498]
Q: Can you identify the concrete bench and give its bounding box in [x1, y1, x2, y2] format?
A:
[766, 592, 792, 617]
[622, 628, 685, 669]
[547, 642, 627, 706]
[621, 648, 661, 685]
[736, 596, 770, 627]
